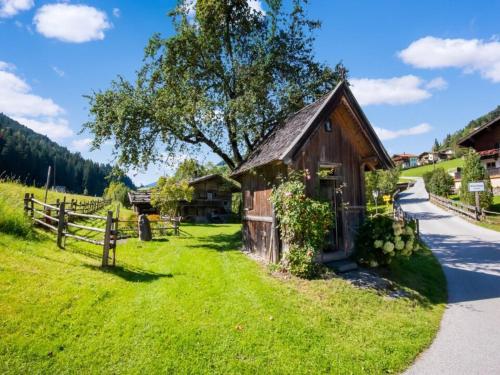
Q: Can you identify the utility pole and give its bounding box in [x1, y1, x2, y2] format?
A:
[44, 165, 52, 203]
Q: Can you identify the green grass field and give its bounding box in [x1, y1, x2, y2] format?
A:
[0, 181, 446, 374]
[401, 158, 464, 177]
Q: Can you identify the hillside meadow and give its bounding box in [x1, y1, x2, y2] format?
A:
[400, 158, 464, 178]
[0, 181, 446, 374]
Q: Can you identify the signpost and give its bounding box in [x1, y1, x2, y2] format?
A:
[372, 190, 380, 214]
[468, 181, 485, 220]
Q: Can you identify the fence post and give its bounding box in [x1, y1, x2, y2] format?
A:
[30, 194, 34, 218]
[56, 202, 66, 248]
[173, 218, 179, 236]
[24, 193, 29, 216]
[102, 210, 113, 267]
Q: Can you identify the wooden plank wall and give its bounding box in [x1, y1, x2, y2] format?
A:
[240, 163, 286, 258]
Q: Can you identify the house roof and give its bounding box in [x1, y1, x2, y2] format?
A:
[231, 81, 393, 176]
[128, 190, 151, 204]
[392, 153, 417, 161]
[457, 115, 500, 147]
[478, 148, 499, 158]
[189, 174, 240, 192]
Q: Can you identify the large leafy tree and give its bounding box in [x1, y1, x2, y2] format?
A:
[85, 0, 344, 171]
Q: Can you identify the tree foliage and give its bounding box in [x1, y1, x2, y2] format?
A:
[173, 159, 206, 181]
[84, 0, 345, 171]
[422, 168, 454, 197]
[365, 168, 401, 204]
[459, 150, 493, 209]
[0, 114, 135, 195]
[104, 181, 131, 207]
[151, 176, 194, 217]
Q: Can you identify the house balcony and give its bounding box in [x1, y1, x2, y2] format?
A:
[487, 167, 500, 177]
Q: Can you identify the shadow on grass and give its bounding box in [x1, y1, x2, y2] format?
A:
[84, 264, 173, 283]
[188, 230, 242, 252]
[380, 245, 447, 307]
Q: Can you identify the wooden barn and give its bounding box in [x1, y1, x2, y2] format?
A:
[180, 174, 240, 222]
[128, 190, 155, 215]
[129, 174, 240, 221]
[231, 81, 393, 263]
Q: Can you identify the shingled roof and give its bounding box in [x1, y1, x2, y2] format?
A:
[232, 81, 393, 176]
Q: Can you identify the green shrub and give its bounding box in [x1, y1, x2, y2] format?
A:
[428, 168, 454, 196]
[0, 196, 35, 239]
[104, 181, 131, 207]
[356, 215, 419, 267]
[270, 171, 333, 278]
[459, 149, 493, 209]
[422, 168, 454, 197]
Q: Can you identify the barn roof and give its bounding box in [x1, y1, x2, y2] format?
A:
[232, 81, 393, 176]
[457, 115, 500, 147]
[189, 173, 240, 192]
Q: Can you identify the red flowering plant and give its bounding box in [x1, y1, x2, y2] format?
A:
[270, 171, 333, 278]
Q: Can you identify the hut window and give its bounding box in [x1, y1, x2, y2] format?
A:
[324, 120, 332, 132]
[244, 190, 254, 210]
[318, 163, 341, 180]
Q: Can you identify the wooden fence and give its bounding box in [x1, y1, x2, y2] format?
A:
[429, 193, 479, 220]
[117, 217, 180, 239]
[24, 194, 117, 267]
[428, 193, 499, 224]
[54, 197, 111, 214]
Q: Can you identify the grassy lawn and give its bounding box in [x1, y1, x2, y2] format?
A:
[401, 158, 464, 178]
[0, 181, 446, 374]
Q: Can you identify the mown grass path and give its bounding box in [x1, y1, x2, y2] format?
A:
[0, 181, 446, 374]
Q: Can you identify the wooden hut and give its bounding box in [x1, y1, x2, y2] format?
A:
[128, 190, 155, 215]
[231, 81, 393, 263]
[180, 174, 240, 222]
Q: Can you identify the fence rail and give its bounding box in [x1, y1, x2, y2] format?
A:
[429, 193, 479, 220]
[116, 217, 180, 239]
[24, 193, 117, 267]
[428, 193, 499, 224]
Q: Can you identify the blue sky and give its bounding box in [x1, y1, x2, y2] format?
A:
[1, 0, 500, 185]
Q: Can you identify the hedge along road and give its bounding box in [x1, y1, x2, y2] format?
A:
[400, 178, 500, 374]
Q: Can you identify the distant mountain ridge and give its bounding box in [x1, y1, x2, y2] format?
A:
[0, 113, 135, 195]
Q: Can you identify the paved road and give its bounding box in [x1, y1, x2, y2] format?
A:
[400, 179, 500, 375]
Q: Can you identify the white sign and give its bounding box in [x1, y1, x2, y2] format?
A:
[468, 182, 485, 192]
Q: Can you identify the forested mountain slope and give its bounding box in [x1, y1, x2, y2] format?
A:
[439, 105, 500, 151]
[0, 114, 134, 195]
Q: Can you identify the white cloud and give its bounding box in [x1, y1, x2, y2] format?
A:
[52, 66, 65, 77]
[0, 60, 15, 71]
[350, 75, 446, 106]
[247, 0, 264, 13]
[0, 0, 34, 18]
[71, 137, 92, 152]
[399, 36, 500, 83]
[425, 77, 448, 90]
[112, 8, 120, 18]
[0, 67, 63, 117]
[0, 61, 73, 141]
[374, 123, 432, 141]
[13, 117, 74, 140]
[34, 3, 111, 43]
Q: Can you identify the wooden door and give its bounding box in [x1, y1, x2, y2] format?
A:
[319, 179, 344, 253]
